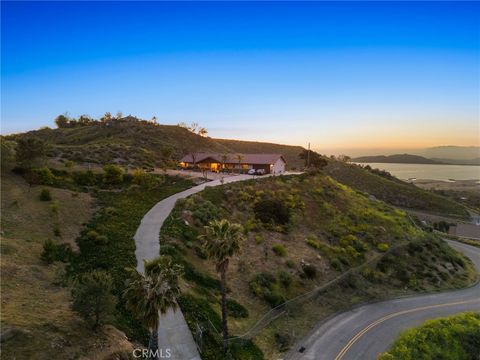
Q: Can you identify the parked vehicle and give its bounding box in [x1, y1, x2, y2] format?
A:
[248, 169, 256, 175]
[256, 169, 266, 175]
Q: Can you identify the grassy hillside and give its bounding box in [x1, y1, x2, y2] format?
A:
[6, 119, 305, 169]
[0, 171, 134, 359]
[325, 161, 470, 219]
[379, 312, 480, 360]
[159, 173, 475, 359]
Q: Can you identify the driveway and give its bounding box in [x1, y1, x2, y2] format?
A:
[285, 240, 480, 360]
[134, 173, 282, 360]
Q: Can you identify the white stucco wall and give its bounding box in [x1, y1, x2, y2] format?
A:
[272, 158, 286, 174]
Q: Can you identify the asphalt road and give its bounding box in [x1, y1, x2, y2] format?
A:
[286, 240, 480, 360]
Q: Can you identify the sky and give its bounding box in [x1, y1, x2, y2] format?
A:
[1, 1, 479, 155]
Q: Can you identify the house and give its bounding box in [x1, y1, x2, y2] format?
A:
[179, 153, 287, 174]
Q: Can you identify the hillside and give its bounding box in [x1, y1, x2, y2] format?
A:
[0, 171, 134, 359]
[353, 154, 443, 164]
[6, 118, 305, 169]
[324, 160, 470, 219]
[159, 173, 475, 359]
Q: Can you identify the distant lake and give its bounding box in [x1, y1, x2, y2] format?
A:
[355, 163, 480, 181]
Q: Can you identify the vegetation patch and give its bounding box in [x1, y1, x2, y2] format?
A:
[379, 312, 480, 360]
[159, 172, 475, 359]
[324, 160, 469, 219]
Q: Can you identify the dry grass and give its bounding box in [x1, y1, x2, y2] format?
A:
[0, 171, 133, 359]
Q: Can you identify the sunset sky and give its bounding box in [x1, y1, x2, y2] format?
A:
[2, 1, 479, 155]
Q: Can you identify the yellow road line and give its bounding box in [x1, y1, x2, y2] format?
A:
[334, 298, 480, 360]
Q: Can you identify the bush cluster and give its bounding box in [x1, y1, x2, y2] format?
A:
[379, 312, 480, 360]
[254, 198, 291, 225]
[249, 272, 287, 308]
[41, 239, 72, 264]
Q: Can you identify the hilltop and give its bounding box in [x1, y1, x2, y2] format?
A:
[5, 117, 305, 169]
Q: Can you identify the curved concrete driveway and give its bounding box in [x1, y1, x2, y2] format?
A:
[134, 174, 265, 360]
[286, 240, 480, 360]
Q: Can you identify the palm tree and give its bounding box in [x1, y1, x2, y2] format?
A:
[220, 153, 229, 172]
[200, 219, 244, 353]
[235, 154, 244, 174]
[124, 256, 183, 359]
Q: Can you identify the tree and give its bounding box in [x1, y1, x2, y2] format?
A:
[336, 154, 351, 162]
[101, 112, 112, 122]
[15, 137, 47, 169]
[200, 219, 244, 353]
[124, 256, 183, 358]
[54, 114, 70, 128]
[220, 153, 229, 172]
[298, 149, 328, 170]
[178, 122, 208, 137]
[71, 270, 117, 330]
[236, 154, 244, 173]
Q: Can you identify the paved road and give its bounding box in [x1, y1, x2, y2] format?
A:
[134, 174, 280, 360]
[286, 240, 480, 360]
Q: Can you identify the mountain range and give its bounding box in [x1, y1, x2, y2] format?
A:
[353, 153, 480, 166]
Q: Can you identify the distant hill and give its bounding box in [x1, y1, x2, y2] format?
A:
[423, 146, 480, 161]
[5, 118, 306, 169]
[430, 158, 480, 166]
[353, 154, 443, 165]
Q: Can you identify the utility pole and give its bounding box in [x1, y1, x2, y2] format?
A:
[307, 142, 311, 169]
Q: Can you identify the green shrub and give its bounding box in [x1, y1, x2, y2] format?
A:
[103, 164, 124, 185]
[285, 259, 295, 268]
[191, 199, 219, 226]
[50, 200, 60, 215]
[132, 169, 164, 190]
[302, 263, 317, 279]
[249, 272, 286, 308]
[31, 167, 55, 185]
[226, 299, 249, 318]
[379, 312, 480, 360]
[274, 332, 293, 352]
[272, 244, 287, 257]
[177, 294, 222, 330]
[254, 199, 291, 225]
[306, 238, 320, 249]
[39, 188, 52, 201]
[229, 338, 264, 360]
[254, 234, 264, 244]
[377, 243, 390, 252]
[278, 270, 293, 289]
[73, 170, 97, 186]
[41, 239, 71, 264]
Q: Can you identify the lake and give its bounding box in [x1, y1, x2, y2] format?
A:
[355, 163, 480, 181]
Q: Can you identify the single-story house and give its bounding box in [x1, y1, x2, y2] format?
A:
[179, 153, 287, 174]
